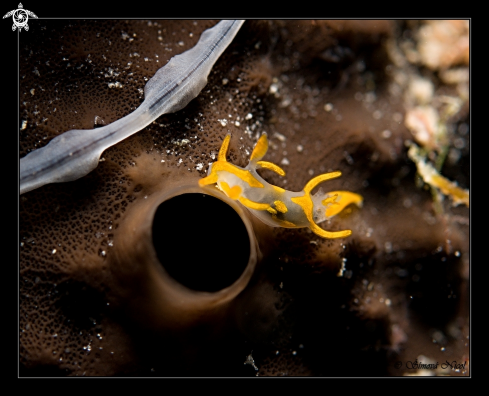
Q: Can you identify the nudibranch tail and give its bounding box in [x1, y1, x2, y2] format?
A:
[322, 190, 363, 218]
[199, 133, 363, 239]
[290, 177, 354, 239]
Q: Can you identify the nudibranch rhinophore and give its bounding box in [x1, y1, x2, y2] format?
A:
[199, 133, 363, 239]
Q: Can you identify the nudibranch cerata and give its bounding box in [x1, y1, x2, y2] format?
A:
[199, 133, 363, 239]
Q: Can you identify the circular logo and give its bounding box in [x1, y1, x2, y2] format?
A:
[3, 4, 38, 32]
[13, 9, 28, 28]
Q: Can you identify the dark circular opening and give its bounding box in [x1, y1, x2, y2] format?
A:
[152, 193, 251, 292]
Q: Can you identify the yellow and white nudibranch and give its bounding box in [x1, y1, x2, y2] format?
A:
[199, 133, 363, 239]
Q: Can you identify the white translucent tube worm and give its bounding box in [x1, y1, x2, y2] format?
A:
[20, 20, 245, 195]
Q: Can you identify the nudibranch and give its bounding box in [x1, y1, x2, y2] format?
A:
[199, 133, 363, 239]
